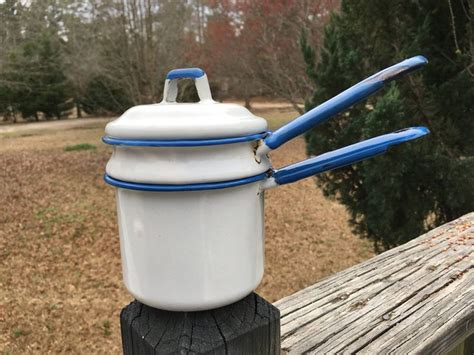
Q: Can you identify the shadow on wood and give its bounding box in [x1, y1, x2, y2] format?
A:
[121, 292, 280, 354]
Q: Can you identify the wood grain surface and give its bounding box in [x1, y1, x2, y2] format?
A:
[121, 293, 280, 354]
[276, 213, 474, 354]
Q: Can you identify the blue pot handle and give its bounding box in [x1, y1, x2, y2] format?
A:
[270, 127, 429, 186]
[163, 68, 213, 103]
[258, 56, 428, 156]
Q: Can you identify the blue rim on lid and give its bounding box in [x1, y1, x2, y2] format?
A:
[104, 172, 269, 192]
[102, 132, 268, 147]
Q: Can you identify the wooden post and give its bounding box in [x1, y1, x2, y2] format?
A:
[120, 292, 280, 354]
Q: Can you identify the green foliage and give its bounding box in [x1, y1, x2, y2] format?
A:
[79, 76, 132, 115]
[102, 320, 111, 337]
[0, 29, 73, 120]
[302, 0, 474, 251]
[64, 143, 96, 152]
[12, 328, 25, 338]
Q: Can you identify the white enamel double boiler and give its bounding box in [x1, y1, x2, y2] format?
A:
[104, 57, 430, 311]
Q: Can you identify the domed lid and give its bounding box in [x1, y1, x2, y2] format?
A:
[104, 68, 268, 141]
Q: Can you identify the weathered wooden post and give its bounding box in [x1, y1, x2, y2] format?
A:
[120, 293, 280, 354]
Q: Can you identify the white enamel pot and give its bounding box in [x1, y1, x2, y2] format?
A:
[104, 58, 430, 311]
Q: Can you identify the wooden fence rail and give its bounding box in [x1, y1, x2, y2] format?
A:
[121, 212, 473, 354]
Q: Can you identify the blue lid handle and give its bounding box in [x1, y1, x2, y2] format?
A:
[258, 56, 428, 156]
[163, 68, 213, 103]
[271, 126, 429, 186]
[166, 68, 206, 80]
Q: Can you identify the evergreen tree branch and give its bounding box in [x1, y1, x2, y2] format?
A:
[448, 0, 461, 54]
[406, 75, 458, 159]
[460, 0, 471, 19]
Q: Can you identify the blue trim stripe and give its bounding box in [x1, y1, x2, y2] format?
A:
[166, 68, 205, 80]
[102, 132, 268, 147]
[104, 173, 269, 192]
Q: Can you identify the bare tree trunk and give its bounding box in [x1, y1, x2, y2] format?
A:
[470, 0, 474, 77]
[290, 100, 304, 115]
[244, 95, 252, 110]
[76, 102, 82, 118]
[196, 0, 203, 44]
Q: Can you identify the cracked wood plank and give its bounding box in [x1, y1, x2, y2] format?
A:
[120, 292, 280, 354]
[275, 212, 474, 354]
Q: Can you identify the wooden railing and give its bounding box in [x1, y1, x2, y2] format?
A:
[120, 213, 473, 354]
[276, 212, 474, 354]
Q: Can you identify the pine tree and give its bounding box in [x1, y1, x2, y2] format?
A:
[80, 75, 132, 115]
[13, 30, 73, 119]
[302, 0, 474, 251]
[0, 0, 72, 121]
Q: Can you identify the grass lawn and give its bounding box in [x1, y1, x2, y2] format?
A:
[0, 107, 373, 353]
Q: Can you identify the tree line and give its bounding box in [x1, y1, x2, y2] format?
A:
[0, 0, 338, 122]
[1, 0, 472, 250]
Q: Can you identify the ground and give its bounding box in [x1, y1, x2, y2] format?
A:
[0, 105, 373, 354]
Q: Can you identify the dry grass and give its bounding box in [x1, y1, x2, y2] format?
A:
[0, 109, 373, 354]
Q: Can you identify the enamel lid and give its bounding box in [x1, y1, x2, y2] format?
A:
[105, 68, 268, 140]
